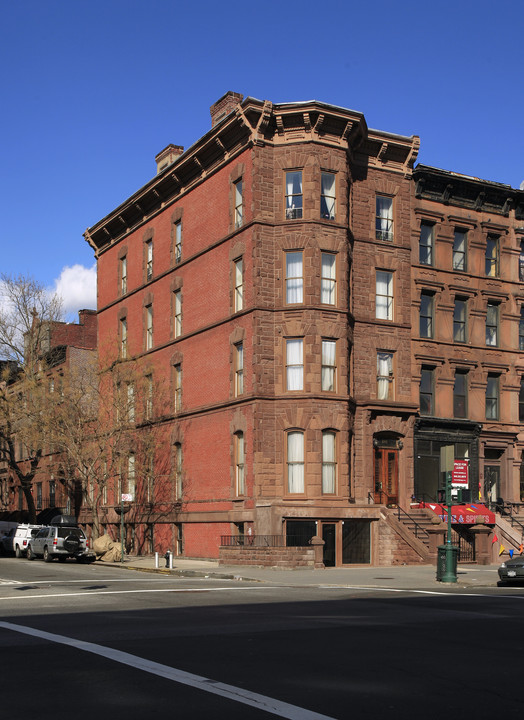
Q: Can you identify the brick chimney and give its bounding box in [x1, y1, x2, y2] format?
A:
[155, 144, 184, 174]
[210, 91, 243, 127]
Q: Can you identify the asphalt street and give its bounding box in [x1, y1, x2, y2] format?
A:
[1, 557, 523, 719]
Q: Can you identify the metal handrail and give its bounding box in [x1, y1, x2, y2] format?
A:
[396, 505, 430, 541]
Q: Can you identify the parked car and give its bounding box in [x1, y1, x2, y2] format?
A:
[27, 517, 92, 562]
[498, 556, 524, 585]
[1, 524, 43, 557]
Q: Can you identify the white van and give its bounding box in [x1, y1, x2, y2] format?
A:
[1, 524, 43, 557]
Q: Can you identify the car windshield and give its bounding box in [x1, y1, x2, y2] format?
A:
[57, 527, 83, 539]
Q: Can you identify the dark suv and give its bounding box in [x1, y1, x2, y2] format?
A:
[27, 516, 91, 563]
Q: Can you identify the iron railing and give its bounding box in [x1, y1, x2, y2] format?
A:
[220, 535, 310, 548]
[395, 505, 430, 542]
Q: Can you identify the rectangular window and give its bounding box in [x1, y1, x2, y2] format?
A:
[174, 364, 182, 412]
[235, 343, 244, 396]
[120, 256, 127, 295]
[286, 339, 303, 391]
[234, 258, 244, 312]
[146, 456, 154, 503]
[126, 382, 135, 423]
[486, 302, 499, 347]
[321, 253, 336, 305]
[321, 340, 336, 392]
[286, 251, 303, 304]
[287, 431, 304, 493]
[453, 299, 467, 343]
[146, 240, 153, 280]
[376, 196, 393, 242]
[420, 367, 434, 416]
[174, 443, 182, 499]
[322, 431, 336, 494]
[419, 222, 434, 265]
[174, 291, 182, 338]
[235, 432, 245, 495]
[145, 305, 153, 350]
[234, 180, 243, 228]
[127, 453, 136, 498]
[120, 318, 127, 359]
[520, 307, 524, 350]
[453, 370, 468, 418]
[145, 374, 153, 419]
[36, 482, 42, 510]
[285, 171, 303, 219]
[485, 235, 499, 277]
[174, 221, 182, 264]
[520, 241, 524, 282]
[375, 271, 393, 320]
[453, 229, 467, 271]
[320, 172, 336, 220]
[49, 480, 56, 508]
[486, 374, 499, 420]
[419, 291, 434, 338]
[519, 377, 524, 423]
[377, 352, 394, 400]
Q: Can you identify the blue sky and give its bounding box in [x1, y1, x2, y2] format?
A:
[1, 0, 522, 317]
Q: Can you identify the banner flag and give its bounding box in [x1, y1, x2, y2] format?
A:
[499, 544, 505, 556]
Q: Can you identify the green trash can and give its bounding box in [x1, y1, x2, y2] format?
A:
[436, 544, 458, 583]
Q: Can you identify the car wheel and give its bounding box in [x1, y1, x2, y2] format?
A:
[43, 547, 53, 563]
[27, 546, 35, 561]
[15, 546, 22, 558]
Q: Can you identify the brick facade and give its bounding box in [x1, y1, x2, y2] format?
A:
[83, 95, 524, 566]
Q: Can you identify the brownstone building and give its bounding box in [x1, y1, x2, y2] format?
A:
[84, 93, 524, 566]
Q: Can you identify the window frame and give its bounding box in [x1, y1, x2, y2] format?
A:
[145, 239, 153, 281]
[375, 271, 393, 321]
[174, 290, 182, 338]
[322, 430, 337, 494]
[120, 256, 127, 295]
[485, 235, 499, 277]
[235, 431, 245, 496]
[321, 252, 336, 305]
[486, 374, 499, 420]
[419, 291, 434, 339]
[320, 171, 336, 221]
[235, 342, 244, 396]
[375, 195, 394, 242]
[377, 352, 394, 401]
[234, 179, 243, 229]
[174, 363, 182, 412]
[453, 298, 467, 343]
[120, 318, 128, 359]
[286, 338, 304, 391]
[286, 430, 305, 494]
[453, 370, 468, 418]
[285, 170, 303, 220]
[145, 305, 153, 350]
[234, 258, 244, 312]
[486, 302, 499, 347]
[285, 251, 303, 305]
[321, 339, 336, 392]
[174, 443, 182, 500]
[174, 221, 182, 265]
[520, 307, 524, 350]
[453, 228, 467, 271]
[419, 222, 434, 266]
[420, 367, 434, 416]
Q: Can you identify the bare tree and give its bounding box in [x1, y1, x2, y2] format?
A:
[46, 354, 171, 539]
[0, 275, 63, 521]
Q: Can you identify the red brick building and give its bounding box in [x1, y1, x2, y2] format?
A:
[84, 93, 524, 565]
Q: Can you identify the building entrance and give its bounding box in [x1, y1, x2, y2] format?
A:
[374, 447, 398, 505]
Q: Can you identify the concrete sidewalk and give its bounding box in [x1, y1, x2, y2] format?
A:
[97, 555, 502, 590]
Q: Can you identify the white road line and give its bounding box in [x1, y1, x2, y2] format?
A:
[0, 586, 272, 601]
[0, 620, 335, 720]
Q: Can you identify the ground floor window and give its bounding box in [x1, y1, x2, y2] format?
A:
[342, 520, 371, 564]
[286, 520, 316, 546]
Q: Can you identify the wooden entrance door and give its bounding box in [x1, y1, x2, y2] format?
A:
[374, 448, 399, 505]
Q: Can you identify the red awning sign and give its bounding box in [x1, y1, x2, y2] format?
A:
[420, 502, 495, 524]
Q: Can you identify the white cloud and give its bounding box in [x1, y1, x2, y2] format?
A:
[53, 264, 97, 318]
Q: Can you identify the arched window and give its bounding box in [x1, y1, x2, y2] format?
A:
[235, 432, 245, 496]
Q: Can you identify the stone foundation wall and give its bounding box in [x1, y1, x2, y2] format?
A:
[219, 545, 315, 568]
